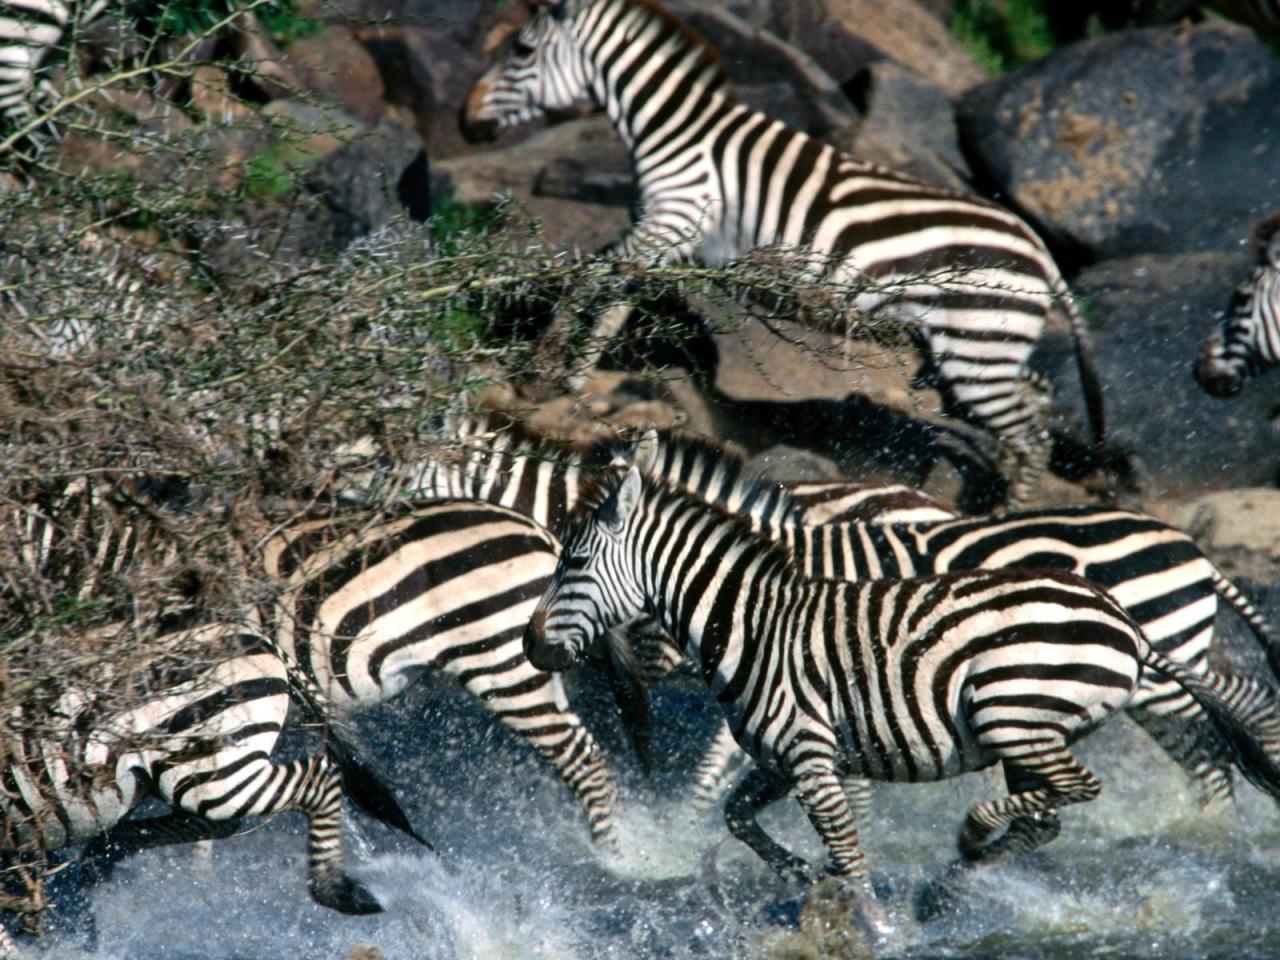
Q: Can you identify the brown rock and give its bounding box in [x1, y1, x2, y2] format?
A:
[284, 27, 386, 126]
[771, 0, 987, 96]
[1145, 488, 1280, 583]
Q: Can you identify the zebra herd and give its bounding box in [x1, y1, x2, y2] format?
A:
[5, 0, 1280, 952]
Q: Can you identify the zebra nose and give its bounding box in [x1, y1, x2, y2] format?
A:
[460, 86, 500, 143]
[524, 611, 576, 672]
[1193, 357, 1242, 398]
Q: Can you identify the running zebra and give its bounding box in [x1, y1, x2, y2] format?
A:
[260, 498, 621, 846]
[376, 417, 1280, 803]
[462, 0, 1110, 504]
[2, 615, 404, 952]
[1195, 214, 1280, 398]
[522, 466, 1280, 927]
[616, 430, 1280, 807]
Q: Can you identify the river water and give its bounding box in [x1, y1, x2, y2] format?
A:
[20, 607, 1280, 960]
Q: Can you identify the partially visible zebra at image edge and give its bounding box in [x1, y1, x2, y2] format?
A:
[461, 0, 1115, 505]
[1195, 213, 1280, 399]
[522, 464, 1280, 933]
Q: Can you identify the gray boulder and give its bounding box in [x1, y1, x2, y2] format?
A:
[1036, 251, 1280, 493]
[958, 21, 1280, 262]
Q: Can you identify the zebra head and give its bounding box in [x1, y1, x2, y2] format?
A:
[1195, 227, 1280, 398]
[461, 0, 594, 143]
[524, 466, 645, 672]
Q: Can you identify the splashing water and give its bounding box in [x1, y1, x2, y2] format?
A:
[14, 657, 1280, 960]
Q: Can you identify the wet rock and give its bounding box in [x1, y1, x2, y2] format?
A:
[957, 21, 1280, 262]
[829, 60, 971, 190]
[308, 119, 429, 243]
[284, 26, 386, 127]
[759, 878, 874, 960]
[1035, 251, 1280, 494]
[769, 0, 987, 96]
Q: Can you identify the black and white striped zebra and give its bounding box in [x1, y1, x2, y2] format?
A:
[375, 417, 1280, 804]
[0, 1, 111, 156]
[1195, 214, 1280, 398]
[1, 615, 403, 953]
[260, 498, 622, 846]
[522, 465, 1280, 928]
[461, 0, 1110, 504]
[616, 430, 1280, 806]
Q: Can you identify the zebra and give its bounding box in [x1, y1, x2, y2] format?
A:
[613, 429, 1280, 808]
[1, 614, 409, 953]
[461, 0, 1111, 505]
[369, 417, 1280, 804]
[260, 497, 622, 846]
[1195, 213, 1280, 398]
[0, 1, 112, 157]
[522, 465, 1280, 931]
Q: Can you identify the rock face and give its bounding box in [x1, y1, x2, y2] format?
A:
[1035, 252, 1280, 494]
[958, 21, 1280, 263]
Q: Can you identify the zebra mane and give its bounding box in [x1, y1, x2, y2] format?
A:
[1253, 212, 1280, 268]
[612, 0, 730, 91]
[594, 428, 805, 535]
[581, 455, 798, 568]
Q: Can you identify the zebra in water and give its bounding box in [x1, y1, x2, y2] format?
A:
[1195, 214, 1280, 398]
[614, 429, 1280, 807]
[461, 0, 1111, 504]
[260, 498, 622, 846]
[1, 614, 412, 956]
[522, 465, 1280, 930]
[371, 416, 1280, 803]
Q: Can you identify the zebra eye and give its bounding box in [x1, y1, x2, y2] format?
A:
[512, 40, 535, 57]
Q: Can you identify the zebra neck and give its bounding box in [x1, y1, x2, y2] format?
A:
[580, 0, 733, 161]
[633, 501, 804, 689]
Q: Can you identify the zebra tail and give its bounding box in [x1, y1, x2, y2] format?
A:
[1058, 281, 1108, 454]
[323, 723, 433, 849]
[1210, 568, 1280, 684]
[1142, 647, 1280, 804]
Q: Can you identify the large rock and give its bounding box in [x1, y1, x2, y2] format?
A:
[431, 116, 632, 251]
[1035, 251, 1280, 494]
[769, 0, 987, 96]
[829, 60, 971, 190]
[307, 119, 429, 245]
[283, 26, 386, 127]
[1146, 488, 1280, 585]
[958, 22, 1280, 262]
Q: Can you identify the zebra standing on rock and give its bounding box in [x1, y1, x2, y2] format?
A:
[523, 466, 1280, 931]
[462, 0, 1111, 504]
[1195, 214, 1280, 398]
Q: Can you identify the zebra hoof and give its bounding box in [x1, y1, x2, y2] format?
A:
[311, 875, 384, 915]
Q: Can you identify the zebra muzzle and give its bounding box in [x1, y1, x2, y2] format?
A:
[524, 610, 577, 672]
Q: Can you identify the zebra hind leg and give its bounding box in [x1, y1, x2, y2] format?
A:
[79, 814, 242, 886]
[957, 748, 1100, 861]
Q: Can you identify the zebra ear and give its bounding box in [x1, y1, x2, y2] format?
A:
[547, 0, 584, 19]
[632, 428, 660, 474]
[598, 466, 642, 536]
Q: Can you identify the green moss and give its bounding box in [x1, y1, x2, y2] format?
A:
[950, 0, 1058, 74]
[157, 1, 320, 48]
[430, 193, 504, 252]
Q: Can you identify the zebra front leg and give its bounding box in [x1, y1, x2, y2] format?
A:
[724, 767, 811, 884]
[690, 721, 750, 812]
[163, 754, 381, 915]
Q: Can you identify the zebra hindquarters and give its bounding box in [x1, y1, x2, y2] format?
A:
[451, 640, 621, 847]
[142, 647, 382, 915]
